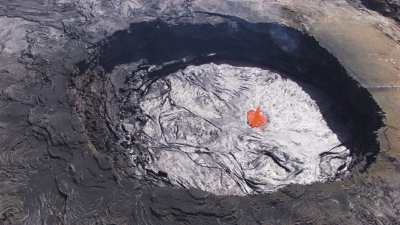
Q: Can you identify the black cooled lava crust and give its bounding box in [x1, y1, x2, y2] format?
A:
[0, 8, 391, 225]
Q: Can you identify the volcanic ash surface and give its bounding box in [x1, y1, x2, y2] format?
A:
[127, 63, 351, 196]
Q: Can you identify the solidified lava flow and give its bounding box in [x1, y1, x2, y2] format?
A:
[3, 0, 399, 223]
[120, 63, 351, 195]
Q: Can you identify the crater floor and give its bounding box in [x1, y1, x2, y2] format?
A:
[123, 63, 351, 195]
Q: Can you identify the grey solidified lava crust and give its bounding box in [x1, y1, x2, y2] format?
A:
[0, 1, 399, 225]
[125, 63, 351, 195]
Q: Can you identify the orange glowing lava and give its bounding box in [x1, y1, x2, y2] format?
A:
[247, 106, 268, 128]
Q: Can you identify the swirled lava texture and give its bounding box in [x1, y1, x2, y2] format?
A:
[124, 63, 351, 196]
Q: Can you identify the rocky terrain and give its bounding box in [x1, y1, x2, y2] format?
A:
[359, 0, 400, 21]
[1, 1, 400, 225]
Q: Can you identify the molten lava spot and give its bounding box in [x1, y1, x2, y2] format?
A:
[247, 106, 268, 128]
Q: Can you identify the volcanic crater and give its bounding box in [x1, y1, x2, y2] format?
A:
[71, 16, 383, 196]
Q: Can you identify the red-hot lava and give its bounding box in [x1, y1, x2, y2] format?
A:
[247, 106, 268, 128]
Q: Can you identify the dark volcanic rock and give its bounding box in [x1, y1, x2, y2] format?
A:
[357, 0, 400, 22]
[0, 1, 400, 225]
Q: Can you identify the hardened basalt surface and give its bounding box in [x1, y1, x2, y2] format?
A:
[1, 0, 398, 224]
[124, 63, 351, 195]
